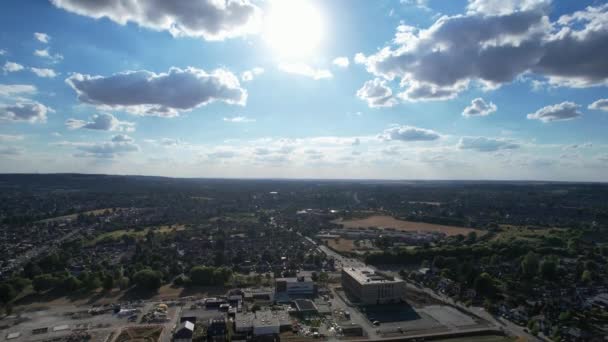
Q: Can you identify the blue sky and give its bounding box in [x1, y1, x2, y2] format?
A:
[1, 0, 607, 180]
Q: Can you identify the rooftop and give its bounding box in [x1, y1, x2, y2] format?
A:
[343, 267, 404, 284]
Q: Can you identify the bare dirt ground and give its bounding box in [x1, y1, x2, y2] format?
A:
[333, 215, 481, 237]
[322, 238, 356, 252]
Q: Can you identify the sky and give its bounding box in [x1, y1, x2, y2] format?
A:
[0, 0, 607, 181]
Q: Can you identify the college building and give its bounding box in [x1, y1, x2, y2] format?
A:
[341, 267, 406, 305]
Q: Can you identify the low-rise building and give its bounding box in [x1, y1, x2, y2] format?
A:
[174, 321, 194, 342]
[341, 267, 405, 305]
[275, 275, 315, 296]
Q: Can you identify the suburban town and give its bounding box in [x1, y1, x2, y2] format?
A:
[0, 175, 607, 342]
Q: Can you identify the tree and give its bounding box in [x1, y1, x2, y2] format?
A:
[581, 270, 592, 284]
[190, 266, 215, 286]
[540, 256, 558, 279]
[118, 277, 130, 290]
[62, 276, 82, 292]
[102, 275, 115, 291]
[0, 283, 16, 304]
[132, 269, 162, 291]
[33, 274, 59, 293]
[521, 252, 540, 279]
[474, 273, 497, 298]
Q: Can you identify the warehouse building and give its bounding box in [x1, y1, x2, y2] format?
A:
[341, 267, 405, 305]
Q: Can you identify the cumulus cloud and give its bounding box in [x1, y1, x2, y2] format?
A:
[66, 113, 135, 131]
[379, 125, 441, 141]
[0, 49, 6, 56]
[0, 84, 36, 97]
[0, 146, 24, 156]
[3, 62, 24, 73]
[0, 84, 37, 98]
[30, 67, 58, 78]
[359, 2, 608, 101]
[458, 136, 520, 152]
[241, 67, 264, 82]
[208, 150, 237, 159]
[34, 48, 64, 63]
[0, 134, 24, 142]
[51, 0, 262, 41]
[357, 78, 397, 107]
[223, 116, 255, 123]
[34, 32, 50, 43]
[0, 102, 52, 123]
[74, 134, 139, 158]
[66, 67, 247, 117]
[588, 98, 608, 112]
[462, 97, 497, 117]
[527, 101, 582, 122]
[278, 63, 332, 80]
[332, 57, 350, 68]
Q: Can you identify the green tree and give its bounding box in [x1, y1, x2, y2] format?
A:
[0, 283, 16, 304]
[521, 252, 540, 279]
[474, 273, 497, 298]
[102, 275, 115, 291]
[190, 266, 215, 286]
[62, 276, 82, 292]
[132, 269, 162, 291]
[581, 270, 592, 283]
[33, 274, 59, 293]
[540, 256, 558, 279]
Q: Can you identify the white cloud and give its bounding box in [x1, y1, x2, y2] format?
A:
[0, 134, 24, 142]
[241, 67, 264, 82]
[588, 98, 608, 112]
[354, 53, 367, 64]
[379, 125, 441, 141]
[0, 146, 24, 156]
[357, 78, 397, 107]
[51, 0, 262, 41]
[66, 113, 135, 132]
[278, 63, 332, 80]
[466, 0, 550, 16]
[0, 102, 52, 123]
[360, 2, 608, 101]
[458, 136, 520, 152]
[401, 0, 430, 11]
[223, 116, 255, 123]
[74, 134, 139, 158]
[0, 84, 37, 97]
[34, 32, 51, 43]
[398, 81, 466, 102]
[462, 97, 497, 117]
[332, 57, 350, 68]
[3, 62, 24, 73]
[527, 101, 582, 122]
[0, 49, 6, 56]
[30, 67, 58, 78]
[34, 48, 63, 62]
[66, 67, 247, 117]
[208, 150, 237, 159]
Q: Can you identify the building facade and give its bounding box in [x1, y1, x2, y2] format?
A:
[341, 267, 405, 305]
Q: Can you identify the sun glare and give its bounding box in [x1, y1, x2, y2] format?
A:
[264, 0, 324, 59]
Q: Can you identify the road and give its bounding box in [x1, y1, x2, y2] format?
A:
[309, 235, 543, 342]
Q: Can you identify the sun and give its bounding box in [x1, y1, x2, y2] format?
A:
[264, 0, 325, 59]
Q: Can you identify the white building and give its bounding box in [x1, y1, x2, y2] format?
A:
[341, 267, 405, 305]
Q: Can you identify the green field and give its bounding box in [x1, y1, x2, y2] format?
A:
[91, 224, 186, 244]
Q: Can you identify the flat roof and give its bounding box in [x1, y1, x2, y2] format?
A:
[343, 267, 404, 284]
[253, 310, 280, 328]
[294, 299, 317, 311]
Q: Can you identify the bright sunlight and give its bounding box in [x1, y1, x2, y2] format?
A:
[264, 0, 325, 59]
